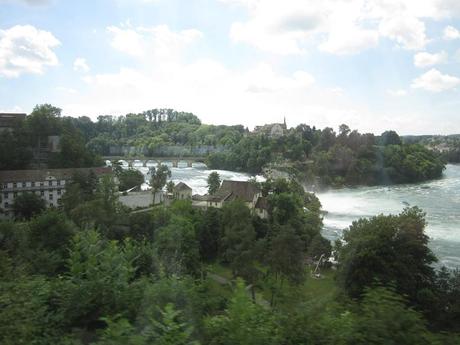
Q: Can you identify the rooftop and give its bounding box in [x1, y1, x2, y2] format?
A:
[212, 180, 260, 203]
[175, 182, 192, 191]
[0, 167, 112, 183]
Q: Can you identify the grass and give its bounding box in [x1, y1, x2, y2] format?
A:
[206, 263, 338, 309]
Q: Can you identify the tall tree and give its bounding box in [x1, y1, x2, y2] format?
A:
[150, 165, 172, 196]
[207, 172, 221, 195]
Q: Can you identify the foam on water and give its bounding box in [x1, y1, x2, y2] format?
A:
[318, 164, 460, 268]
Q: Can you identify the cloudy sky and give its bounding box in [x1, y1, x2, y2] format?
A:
[1, 0, 460, 134]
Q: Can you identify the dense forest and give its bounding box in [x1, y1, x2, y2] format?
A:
[1, 173, 459, 344]
[1, 105, 446, 188]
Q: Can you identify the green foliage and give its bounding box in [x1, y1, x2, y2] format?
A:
[207, 171, 221, 195]
[12, 192, 46, 220]
[60, 230, 138, 329]
[205, 278, 280, 345]
[221, 201, 256, 278]
[337, 207, 437, 308]
[95, 303, 199, 345]
[151, 164, 172, 194]
[118, 168, 145, 191]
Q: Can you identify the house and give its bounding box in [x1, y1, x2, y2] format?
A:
[0, 167, 112, 219]
[0, 113, 26, 132]
[204, 180, 258, 208]
[174, 182, 192, 200]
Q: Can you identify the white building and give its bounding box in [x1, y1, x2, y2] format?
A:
[0, 167, 112, 219]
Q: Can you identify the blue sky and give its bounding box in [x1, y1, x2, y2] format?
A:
[1, 0, 460, 134]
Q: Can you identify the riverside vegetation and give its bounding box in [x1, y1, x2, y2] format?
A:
[1, 105, 446, 188]
[1, 173, 460, 344]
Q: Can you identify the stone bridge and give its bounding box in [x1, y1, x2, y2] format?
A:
[102, 156, 207, 168]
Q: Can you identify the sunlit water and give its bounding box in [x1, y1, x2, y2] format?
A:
[318, 164, 460, 268]
[112, 160, 460, 268]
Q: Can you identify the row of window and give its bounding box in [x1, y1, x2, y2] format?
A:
[3, 189, 62, 199]
[2, 180, 63, 189]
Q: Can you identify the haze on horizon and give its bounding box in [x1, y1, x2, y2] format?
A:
[1, 0, 460, 135]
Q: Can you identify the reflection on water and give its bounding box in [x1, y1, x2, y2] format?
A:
[317, 164, 460, 268]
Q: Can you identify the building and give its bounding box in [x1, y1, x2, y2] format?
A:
[0, 113, 26, 132]
[174, 182, 192, 200]
[201, 180, 269, 218]
[253, 118, 287, 138]
[0, 167, 112, 219]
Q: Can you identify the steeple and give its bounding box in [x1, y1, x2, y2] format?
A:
[283, 116, 287, 129]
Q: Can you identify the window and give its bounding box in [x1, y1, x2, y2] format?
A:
[49, 194, 53, 200]
[13, 182, 17, 188]
[31, 182, 35, 187]
[13, 192, 17, 198]
[50, 203, 54, 207]
[4, 202, 9, 208]
[57, 189, 61, 195]
[2, 183, 7, 189]
[40, 191, 44, 196]
[3, 192, 8, 199]
[48, 181, 52, 186]
[40, 182, 44, 187]
[22, 182, 26, 188]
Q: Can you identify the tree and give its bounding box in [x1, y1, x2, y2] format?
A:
[151, 165, 172, 195]
[353, 286, 433, 345]
[205, 279, 280, 345]
[207, 172, 221, 195]
[221, 201, 256, 278]
[12, 192, 46, 220]
[197, 207, 222, 262]
[380, 130, 402, 146]
[166, 181, 175, 194]
[307, 233, 332, 261]
[337, 207, 437, 308]
[118, 169, 145, 191]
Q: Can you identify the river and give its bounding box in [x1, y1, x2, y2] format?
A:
[318, 164, 460, 268]
[123, 160, 460, 268]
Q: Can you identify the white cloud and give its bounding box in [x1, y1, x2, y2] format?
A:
[107, 24, 203, 59]
[0, 25, 60, 78]
[411, 68, 460, 92]
[220, 0, 443, 55]
[387, 89, 407, 97]
[378, 15, 427, 50]
[319, 25, 378, 55]
[73, 57, 90, 73]
[414, 51, 448, 68]
[443, 25, 460, 40]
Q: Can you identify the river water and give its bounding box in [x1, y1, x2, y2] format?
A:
[122, 160, 460, 268]
[318, 164, 460, 268]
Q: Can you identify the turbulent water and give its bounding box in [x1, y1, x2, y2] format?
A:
[318, 164, 460, 268]
[118, 161, 262, 195]
[119, 160, 460, 268]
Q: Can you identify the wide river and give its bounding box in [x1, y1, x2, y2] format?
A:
[125, 161, 460, 268]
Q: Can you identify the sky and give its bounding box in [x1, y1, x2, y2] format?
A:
[0, 0, 460, 135]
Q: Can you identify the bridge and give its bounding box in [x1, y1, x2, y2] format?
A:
[102, 156, 207, 168]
